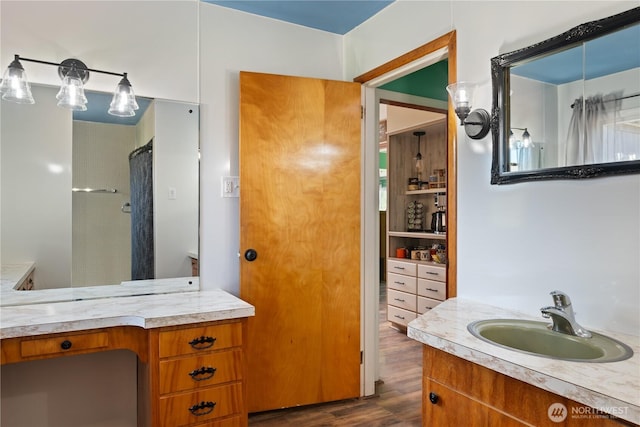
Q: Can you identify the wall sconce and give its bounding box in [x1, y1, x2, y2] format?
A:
[445, 82, 490, 140]
[0, 54, 139, 117]
[509, 127, 532, 148]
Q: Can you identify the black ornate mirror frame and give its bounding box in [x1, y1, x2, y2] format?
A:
[490, 7, 640, 184]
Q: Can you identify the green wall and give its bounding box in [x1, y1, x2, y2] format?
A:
[379, 60, 448, 101]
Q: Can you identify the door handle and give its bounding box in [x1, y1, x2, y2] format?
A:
[244, 249, 258, 261]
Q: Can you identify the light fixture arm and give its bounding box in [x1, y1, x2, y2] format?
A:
[14, 54, 127, 80]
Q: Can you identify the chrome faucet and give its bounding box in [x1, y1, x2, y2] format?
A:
[540, 291, 592, 338]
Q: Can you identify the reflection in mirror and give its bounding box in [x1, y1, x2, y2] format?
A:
[491, 7, 640, 184]
[1, 84, 199, 301]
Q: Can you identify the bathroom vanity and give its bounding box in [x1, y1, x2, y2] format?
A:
[408, 299, 640, 426]
[0, 288, 255, 427]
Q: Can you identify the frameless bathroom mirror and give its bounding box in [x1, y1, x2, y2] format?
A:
[490, 7, 640, 184]
[1, 84, 199, 304]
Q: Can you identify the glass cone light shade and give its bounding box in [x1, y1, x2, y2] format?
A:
[522, 129, 532, 148]
[0, 56, 35, 104]
[446, 82, 477, 125]
[108, 73, 139, 117]
[56, 66, 88, 111]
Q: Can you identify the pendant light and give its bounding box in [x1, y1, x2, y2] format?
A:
[56, 60, 88, 111]
[108, 73, 139, 117]
[414, 131, 425, 182]
[0, 55, 35, 104]
[510, 127, 533, 148]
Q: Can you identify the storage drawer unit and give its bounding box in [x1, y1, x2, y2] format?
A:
[387, 259, 446, 328]
[147, 320, 247, 427]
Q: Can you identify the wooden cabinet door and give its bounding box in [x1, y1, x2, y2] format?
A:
[239, 71, 361, 413]
[424, 379, 527, 427]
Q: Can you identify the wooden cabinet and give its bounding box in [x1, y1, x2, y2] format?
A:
[144, 320, 247, 427]
[423, 346, 634, 426]
[1, 320, 248, 427]
[385, 117, 449, 329]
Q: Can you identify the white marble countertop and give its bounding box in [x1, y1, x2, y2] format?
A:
[0, 288, 255, 339]
[408, 298, 640, 425]
[1, 276, 200, 307]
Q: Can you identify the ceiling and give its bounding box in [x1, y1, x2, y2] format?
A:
[511, 23, 640, 85]
[202, 0, 395, 34]
[73, 91, 151, 126]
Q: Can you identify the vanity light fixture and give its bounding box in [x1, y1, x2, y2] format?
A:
[509, 127, 532, 148]
[0, 54, 139, 117]
[445, 82, 491, 140]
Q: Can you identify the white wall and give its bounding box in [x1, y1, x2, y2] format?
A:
[345, 0, 640, 336]
[1, 85, 72, 289]
[198, 3, 344, 294]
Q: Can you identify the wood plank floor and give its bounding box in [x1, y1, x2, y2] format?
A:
[248, 283, 423, 426]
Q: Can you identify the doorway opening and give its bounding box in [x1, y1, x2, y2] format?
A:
[355, 30, 457, 397]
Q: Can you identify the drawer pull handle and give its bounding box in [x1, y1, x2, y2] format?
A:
[394, 298, 406, 302]
[426, 271, 439, 276]
[425, 288, 439, 292]
[394, 281, 405, 286]
[394, 314, 405, 320]
[188, 366, 217, 381]
[188, 336, 216, 350]
[189, 401, 216, 416]
[429, 392, 439, 404]
[393, 266, 405, 270]
[60, 340, 72, 350]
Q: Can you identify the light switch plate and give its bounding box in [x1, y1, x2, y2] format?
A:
[221, 176, 239, 198]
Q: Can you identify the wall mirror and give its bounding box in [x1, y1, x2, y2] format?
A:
[1, 84, 199, 305]
[491, 7, 640, 184]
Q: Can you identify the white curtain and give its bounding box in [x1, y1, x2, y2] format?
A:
[564, 94, 625, 166]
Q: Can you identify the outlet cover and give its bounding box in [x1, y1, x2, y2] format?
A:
[221, 176, 239, 198]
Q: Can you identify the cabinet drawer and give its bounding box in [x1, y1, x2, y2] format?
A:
[387, 259, 417, 277]
[195, 416, 244, 427]
[387, 289, 417, 312]
[387, 272, 417, 293]
[418, 264, 446, 282]
[20, 332, 109, 358]
[159, 322, 242, 358]
[159, 349, 243, 394]
[417, 296, 441, 314]
[387, 306, 416, 327]
[417, 279, 446, 301]
[159, 383, 243, 427]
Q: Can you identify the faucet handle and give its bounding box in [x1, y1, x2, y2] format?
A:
[550, 290, 571, 308]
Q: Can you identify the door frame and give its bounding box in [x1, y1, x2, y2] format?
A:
[355, 30, 457, 396]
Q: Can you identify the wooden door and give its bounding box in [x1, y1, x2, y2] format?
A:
[239, 71, 361, 413]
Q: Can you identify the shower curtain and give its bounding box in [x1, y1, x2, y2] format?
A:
[129, 140, 154, 280]
[564, 93, 621, 166]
